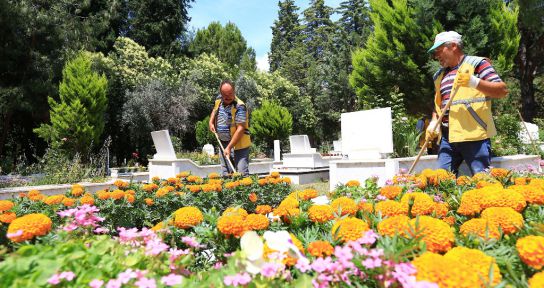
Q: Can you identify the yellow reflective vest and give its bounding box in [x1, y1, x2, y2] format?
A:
[433, 56, 497, 143]
[213, 97, 251, 150]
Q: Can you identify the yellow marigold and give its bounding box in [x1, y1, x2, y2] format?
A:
[282, 208, 301, 223]
[456, 175, 471, 186]
[280, 197, 299, 208]
[114, 180, 129, 189]
[208, 172, 220, 179]
[445, 247, 502, 287]
[270, 171, 280, 178]
[300, 189, 318, 200]
[490, 168, 509, 179]
[0, 200, 14, 212]
[248, 192, 258, 203]
[62, 198, 75, 207]
[79, 196, 94, 205]
[43, 195, 65, 205]
[481, 207, 524, 235]
[124, 194, 135, 203]
[412, 252, 481, 288]
[173, 207, 204, 229]
[432, 202, 449, 218]
[244, 214, 269, 230]
[28, 189, 41, 197]
[29, 194, 46, 202]
[151, 222, 165, 232]
[155, 188, 169, 198]
[240, 177, 253, 186]
[7, 213, 52, 242]
[408, 216, 454, 253]
[516, 235, 544, 270]
[144, 198, 154, 206]
[380, 185, 402, 200]
[420, 169, 435, 179]
[332, 217, 370, 242]
[377, 215, 410, 237]
[110, 189, 125, 200]
[167, 177, 179, 185]
[414, 175, 427, 189]
[217, 214, 246, 237]
[152, 176, 160, 182]
[401, 192, 435, 216]
[443, 216, 455, 226]
[177, 171, 190, 178]
[476, 180, 502, 189]
[258, 178, 268, 186]
[96, 190, 110, 200]
[514, 177, 529, 185]
[472, 172, 491, 182]
[510, 184, 544, 205]
[187, 185, 201, 193]
[308, 205, 335, 223]
[358, 201, 374, 213]
[529, 271, 544, 288]
[307, 240, 334, 257]
[478, 188, 526, 212]
[331, 197, 358, 216]
[201, 184, 215, 192]
[280, 177, 291, 184]
[224, 181, 240, 189]
[143, 183, 159, 192]
[223, 207, 248, 218]
[0, 212, 16, 223]
[187, 175, 203, 183]
[428, 169, 455, 186]
[375, 200, 408, 217]
[345, 180, 360, 187]
[255, 205, 272, 215]
[71, 185, 84, 197]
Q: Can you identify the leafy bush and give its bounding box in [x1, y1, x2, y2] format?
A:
[492, 113, 523, 156]
[250, 100, 292, 151]
[195, 116, 215, 147]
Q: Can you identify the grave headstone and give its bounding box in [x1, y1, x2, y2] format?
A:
[519, 122, 539, 145]
[274, 140, 281, 162]
[151, 130, 177, 160]
[202, 144, 214, 156]
[289, 135, 317, 154]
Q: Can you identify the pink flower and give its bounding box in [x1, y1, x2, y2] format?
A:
[213, 262, 224, 269]
[295, 258, 311, 273]
[89, 279, 104, 288]
[223, 273, 252, 287]
[311, 257, 332, 273]
[181, 236, 203, 248]
[134, 277, 156, 288]
[362, 257, 382, 269]
[106, 279, 122, 288]
[358, 230, 379, 245]
[161, 274, 183, 286]
[117, 269, 137, 284]
[47, 274, 61, 285]
[6, 229, 23, 239]
[260, 262, 282, 278]
[376, 195, 387, 201]
[59, 271, 75, 281]
[94, 227, 109, 234]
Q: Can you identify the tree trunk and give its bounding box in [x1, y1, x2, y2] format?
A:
[516, 27, 544, 122]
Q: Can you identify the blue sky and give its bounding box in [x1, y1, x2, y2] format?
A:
[187, 0, 343, 71]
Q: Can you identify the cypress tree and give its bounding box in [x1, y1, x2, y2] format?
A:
[269, 0, 301, 72]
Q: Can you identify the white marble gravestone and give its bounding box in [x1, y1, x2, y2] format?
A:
[519, 122, 539, 145]
[151, 130, 177, 160]
[274, 140, 281, 162]
[289, 135, 317, 154]
[340, 107, 393, 159]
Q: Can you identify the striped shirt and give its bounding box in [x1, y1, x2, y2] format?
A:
[438, 57, 501, 124]
[216, 99, 247, 142]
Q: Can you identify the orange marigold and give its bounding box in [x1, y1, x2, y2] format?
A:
[0, 212, 16, 223]
[459, 218, 501, 240]
[456, 175, 471, 186]
[408, 216, 454, 253]
[224, 181, 240, 189]
[240, 177, 253, 186]
[155, 188, 169, 197]
[62, 198, 75, 207]
[280, 177, 291, 184]
[79, 196, 94, 205]
[332, 217, 370, 242]
[432, 202, 449, 218]
[223, 207, 248, 218]
[345, 180, 360, 187]
[0, 200, 14, 212]
[412, 252, 481, 288]
[28, 189, 41, 197]
[377, 215, 410, 237]
[481, 207, 524, 235]
[478, 188, 526, 212]
[217, 214, 246, 237]
[476, 180, 502, 189]
[529, 271, 544, 288]
[442, 216, 455, 226]
[248, 193, 258, 203]
[380, 185, 402, 200]
[490, 168, 509, 178]
[177, 171, 190, 178]
[110, 189, 125, 200]
[331, 197, 358, 216]
[71, 184, 84, 197]
[143, 183, 159, 192]
[144, 198, 154, 206]
[375, 200, 408, 217]
[124, 194, 135, 203]
[187, 185, 201, 193]
[300, 189, 318, 200]
[173, 207, 204, 229]
[208, 172, 220, 179]
[270, 171, 280, 178]
[43, 195, 65, 205]
[114, 180, 129, 189]
[7, 213, 52, 242]
[308, 205, 335, 223]
[510, 184, 544, 205]
[358, 201, 374, 213]
[400, 192, 435, 216]
[258, 178, 268, 186]
[186, 175, 202, 183]
[254, 205, 271, 215]
[516, 235, 544, 270]
[244, 214, 269, 231]
[445, 247, 502, 287]
[96, 190, 110, 200]
[307, 241, 334, 257]
[428, 169, 455, 186]
[514, 177, 529, 185]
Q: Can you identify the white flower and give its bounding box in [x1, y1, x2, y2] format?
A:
[311, 195, 330, 205]
[241, 231, 263, 261]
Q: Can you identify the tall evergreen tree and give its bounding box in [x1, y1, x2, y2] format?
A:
[34, 53, 108, 156]
[337, 0, 372, 48]
[301, 0, 335, 61]
[269, 0, 301, 72]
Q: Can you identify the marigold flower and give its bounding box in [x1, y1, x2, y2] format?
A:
[177, 171, 190, 178]
[143, 183, 159, 192]
[445, 247, 502, 286]
[114, 180, 129, 189]
[240, 177, 253, 186]
[479, 188, 526, 212]
[110, 189, 125, 200]
[442, 216, 455, 226]
[281, 177, 291, 184]
[43, 195, 65, 205]
[490, 168, 509, 179]
[481, 207, 523, 235]
[307, 241, 334, 257]
[460, 218, 500, 240]
[408, 216, 454, 253]
[223, 207, 248, 218]
[244, 214, 269, 231]
[308, 205, 335, 223]
[358, 201, 374, 213]
[0, 212, 16, 223]
[217, 214, 246, 237]
[258, 178, 268, 186]
[62, 198, 75, 207]
[255, 205, 272, 215]
[7, 213, 52, 242]
[151, 222, 165, 232]
[514, 177, 529, 185]
[71, 184, 84, 197]
[510, 184, 544, 205]
[224, 181, 240, 189]
[414, 175, 427, 189]
[248, 193, 258, 203]
[432, 202, 449, 218]
[377, 215, 410, 237]
[207, 172, 220, 179]
[270, 171, 280, 178]
[456, 175, 471, 186]
[476, 180, 502, 189]
[345, 180, 360, 187]
[96, 190, 110, 200]
[516, 235, 544, 270]
[300, 189, 318, 200]
[332, 217, 370, 242]
[375, 200, 407, 217]
[155, 188, 169, 198]
[380, 185, 402, 200]
[427, 169, 455, 186]
[331, 197, 358, 216]
[280, 197, 299, 208]
[28, 190, 41, 197]
[283, 233, 305, 266]
[412, 252, 481, 288]
[79, 196, 94, 205]
[144, 198, 154, 206]
[0, 200, 14, 212]
[401, 192, 435, 216]
[187, 175, 202, 183]
[529, 271, 544, 288]
[124, 194, 135, 203]
[187, 185, 201, 193]
[173, 207, 204, 229]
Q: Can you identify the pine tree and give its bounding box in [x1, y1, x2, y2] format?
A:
[301, 0, 335, 61]
[269, 0, 301, 72]
[34, 53, 108, 156]
[337, 0, 372, 48]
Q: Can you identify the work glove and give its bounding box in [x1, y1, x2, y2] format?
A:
[454, 69, 480, 89]
[425, 120, 440, 141]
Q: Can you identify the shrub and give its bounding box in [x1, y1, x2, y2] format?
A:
[250, 100, 292, 151]
[195, 116, 215, 147]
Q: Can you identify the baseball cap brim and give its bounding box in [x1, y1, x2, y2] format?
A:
[427, 41, 446, 53]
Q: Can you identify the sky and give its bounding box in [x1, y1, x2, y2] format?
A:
[187, 0, 343, 71]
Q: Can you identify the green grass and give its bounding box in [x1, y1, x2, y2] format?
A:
[292, 181, 330, 195]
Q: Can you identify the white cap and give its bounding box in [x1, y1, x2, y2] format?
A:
[428, 31, 462, 53]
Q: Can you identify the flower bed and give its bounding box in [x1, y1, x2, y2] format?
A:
[0, 169, 543, 287]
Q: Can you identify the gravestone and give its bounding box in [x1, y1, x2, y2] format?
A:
[202, 144, 214, 156]
[333, 140, 342, 152]
[341, 107, 393, 159]
[519, 122, 539, 144]
[274, 140, 281, 162]
[289, 135, 317, 154]
[150, 130, 177, 160]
